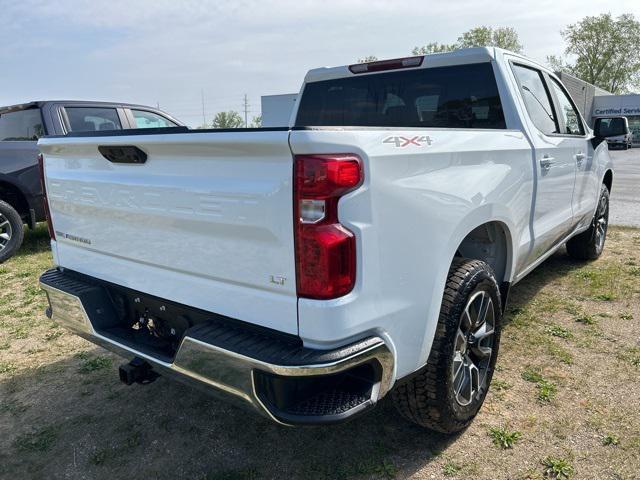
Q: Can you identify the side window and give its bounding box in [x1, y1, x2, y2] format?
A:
[0, 109, 44, 141]
[512, 64, 558, 135]
[65, 107, 122, 132]
[549, 78, 584, 135]
[131, 110, 177, 129]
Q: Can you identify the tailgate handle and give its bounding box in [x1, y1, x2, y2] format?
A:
[98, 145, 147, 164]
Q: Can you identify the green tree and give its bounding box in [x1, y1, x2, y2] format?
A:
[358, 55, 378, 63]
[411, 43, 456, 55]
[250, 115, 262, 128]
[548, 13, 640, 93]
[457, 26, 523, 53]
[211, 111, 244, 129]
[412, 26, 523, 57]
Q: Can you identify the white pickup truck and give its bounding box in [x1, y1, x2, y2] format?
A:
[38, 48, 617, 432]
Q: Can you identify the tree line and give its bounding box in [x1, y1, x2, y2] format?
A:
[361, 13, 639, 95]
[204, 13, 639, 129]
[199, 112, 261, 129]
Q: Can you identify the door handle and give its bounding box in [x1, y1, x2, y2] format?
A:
[575, 152, 586, 167]
[98, 145, 147, 164]
[540, 156, 554, 171]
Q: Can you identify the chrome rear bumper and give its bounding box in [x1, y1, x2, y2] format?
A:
[40, 269, 394, 425]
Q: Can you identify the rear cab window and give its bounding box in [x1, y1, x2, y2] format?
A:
[0, 108, 44, 141]
[548, 78, 584, 135]
[130, 110, 177, 129]
[64, 107, 122, 133]
[295, 62, 506, 129]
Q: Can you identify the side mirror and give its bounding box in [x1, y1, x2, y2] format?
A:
[594, 117, 628, 138]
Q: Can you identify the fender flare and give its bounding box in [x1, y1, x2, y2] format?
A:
[414, 205, 518, 370]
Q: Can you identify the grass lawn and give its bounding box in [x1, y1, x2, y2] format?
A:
[1, 225, 639, 479]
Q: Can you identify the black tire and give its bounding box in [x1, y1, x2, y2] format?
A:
[0, 200, 24, 263]
[392, 259, 502, 433]
[566, 184, 609, 261]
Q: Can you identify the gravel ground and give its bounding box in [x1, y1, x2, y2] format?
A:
[609, 148, 640, 227]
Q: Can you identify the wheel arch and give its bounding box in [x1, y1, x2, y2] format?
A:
[602, 169, 613, 193]
[0, 179, 30, 220]
[454, 221, 513, 286]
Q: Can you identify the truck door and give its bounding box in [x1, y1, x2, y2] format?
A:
[546, 76, 598, 230]
[511, 63, 576, 262]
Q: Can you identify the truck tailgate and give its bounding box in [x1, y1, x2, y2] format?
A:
[38, 130, 298, 334]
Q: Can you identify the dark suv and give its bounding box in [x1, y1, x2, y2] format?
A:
[0, 100, 183, 262]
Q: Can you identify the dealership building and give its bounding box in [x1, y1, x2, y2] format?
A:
[591, 94, 640, 146]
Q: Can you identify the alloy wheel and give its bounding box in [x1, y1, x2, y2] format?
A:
[594, 191, 609, 253]
[0, 213, 12, 252]
[452, 289, 495, 407]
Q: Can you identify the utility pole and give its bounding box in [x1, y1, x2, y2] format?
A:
[201, 89, 206, 127]
[243, 94, 249, 127]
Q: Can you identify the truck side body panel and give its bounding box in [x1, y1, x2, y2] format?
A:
[290, 128, 533, 377]
[0, 141, 44, 219]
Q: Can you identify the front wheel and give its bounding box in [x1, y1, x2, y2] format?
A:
[0, 200, 24, 263]
[391, 259, 502, 433]
[566, 184, 609, 260]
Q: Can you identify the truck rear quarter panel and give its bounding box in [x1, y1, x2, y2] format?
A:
[290, 128, 532, 378]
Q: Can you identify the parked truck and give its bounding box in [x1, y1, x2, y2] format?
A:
[38, 48, 618, 432]
[0, 100, 183, 262]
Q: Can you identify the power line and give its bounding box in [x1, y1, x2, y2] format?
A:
[150, 93, 262, 123]
[201, 89, 206, 126]
[242, 94, 249, 127]
[160, 96, 253, 112]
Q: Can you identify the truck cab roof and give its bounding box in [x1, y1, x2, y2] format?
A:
[303, 47, 551, 84]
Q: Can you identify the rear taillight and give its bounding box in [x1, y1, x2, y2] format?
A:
[37, 153, 55, 240]
[294, 154, 363, 299]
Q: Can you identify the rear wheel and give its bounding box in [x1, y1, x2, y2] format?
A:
[566, 184, 609, 260]
[391, 259, 502, 433]
[0, 200, 24, 263]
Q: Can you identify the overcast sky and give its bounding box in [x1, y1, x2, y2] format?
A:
[1, 0, 639, 126]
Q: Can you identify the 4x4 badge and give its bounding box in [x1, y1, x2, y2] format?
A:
[383, 135, 434, 148]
